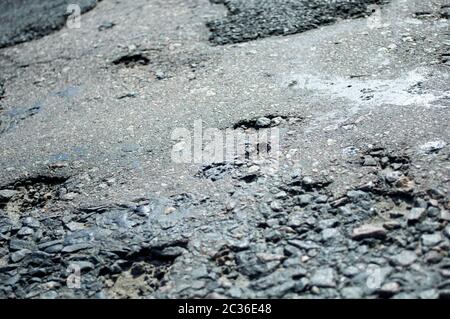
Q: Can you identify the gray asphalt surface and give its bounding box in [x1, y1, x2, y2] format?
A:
[0, 0, 98, 48]
[0, 0, 449, 299]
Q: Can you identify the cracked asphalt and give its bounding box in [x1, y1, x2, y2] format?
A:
[0, 0, 449, 299]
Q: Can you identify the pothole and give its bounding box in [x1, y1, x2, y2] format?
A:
[0, 176, 69, 217]
[105, 244, 186, 298]
[207, 0, 389, 45]
[196, 161, 245, 181]
[232, 114, 302, 130]
[112, 53, 150, 67]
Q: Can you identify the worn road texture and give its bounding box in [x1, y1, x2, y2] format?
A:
[207, 0, 387, 44]
[0, 0, 449, 299]
[0, 0, 98, 48]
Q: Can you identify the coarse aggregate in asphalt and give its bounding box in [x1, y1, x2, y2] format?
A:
[207, 0, 387, 44]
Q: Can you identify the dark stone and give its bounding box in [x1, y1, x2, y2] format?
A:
[10, 249, 31, 263]
[407, 208, 427, 224]
[9, 239, 36, 252]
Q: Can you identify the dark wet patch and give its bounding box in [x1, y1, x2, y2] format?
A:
[0, 0, 98, 48]
[54, 86, 81, 98]
[207, 0, 387, 45]
[0, 102, 43, 135]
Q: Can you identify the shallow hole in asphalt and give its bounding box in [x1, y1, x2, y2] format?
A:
[104, 245, 185, 298]
[0, 103, 43, 135]
[232, 114, 302, 130]
[112, 53, 150, 67]
[207, 0, 389, 45]
[0, 175, 69, 216]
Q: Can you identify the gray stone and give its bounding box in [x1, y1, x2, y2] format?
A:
[274, 191, 287, 199]
[444, 225, 450, 239]
[383, 170, 403, 184]
[295, 194, 314, 206]
[22, 217, 40, 229]
[379, 282, 401, 297]
[321, 228, 339, 241]
[265, 230, 282, 242]
[270, 200, 283, 212]
[341, 286, 363, 299]
[287, 215, 303, 228]
[407, 208, 426, 224]
[440, 210, 450, 221]
[419, 289, 439, 299]
[228, 287, 243, 298]
[62, 243, 91, 253]
[10, 249, 31, 263]
[383, 221, 401, 230]
[363, 156, 378, 166]
[135, 205, 151, 216]
[0, 189, 18, 200]
[255, 117, 271, 128]
[391, 251, 417, 267]
[310, 268, 336, 288]
[9, 239, 36, 252]
[155, 70, 167, 80]
[427, 207, 440, 217]
[17, 227, 34, 237]
[158, 246, 185, 258]
[61, 192, 77, 201]
[318, 218, 339, 229]
[424, 251, 443, 264]
[65, 221, 85, 232]
[419, 140, 446, 154]
[352, 224, 387, 240]
[347, 190, 370, 202]
[43, 244, 63, 254]
[421, 233, 442, 246]
[343, 266, 360, 277]
[315, 195, 328, 203]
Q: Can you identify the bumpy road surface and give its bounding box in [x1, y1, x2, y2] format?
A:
[0, 0, 449, 299]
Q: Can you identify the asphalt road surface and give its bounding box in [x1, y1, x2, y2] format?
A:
[0, 0, 449, 299]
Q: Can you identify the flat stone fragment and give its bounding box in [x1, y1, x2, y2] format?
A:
[352, 224, 387, 240]
[391, 251, 417, 267]
[407, 208, 426, 223]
